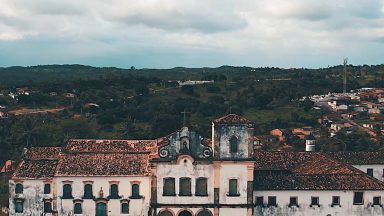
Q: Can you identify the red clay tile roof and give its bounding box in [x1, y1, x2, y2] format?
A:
[56, 153, 151, 176]
[254, 151, 384, 190]
[213, 114, 252, 124]
[325, 152, 384, 165]
[12, 160, 58, 179]
[24, 147, 62, 160]
[65, 139, 157, 154]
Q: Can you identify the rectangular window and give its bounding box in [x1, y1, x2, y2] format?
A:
[267, 196, 277, 207]
[74, 203, 82, 214]
[163, 178, 175, 196]
[228, 179, 239, 196]
[121, 203, 129, 214]
[62, 184, 73, 199]
[15, 200, 23, 213]
[195, 177, 208, 196]
[83, 184, 93, 199]
[131, 183, 141, 199]
[373, 196, 381, 206]
[44, 184, 51, 194]
[179, 178, 191, 196]
[332, 196, 340, 207]
[367, 168, 374, 177]
[353, 192, 364, 205]
[44, 201, 52, 213]
[109, 184, 120, 199]
[289, 196, 299, 207]
[310, 197, 319, 207]
[255, 196, 264, 207]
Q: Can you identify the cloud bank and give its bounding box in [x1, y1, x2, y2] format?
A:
[0, 0, 383, 68]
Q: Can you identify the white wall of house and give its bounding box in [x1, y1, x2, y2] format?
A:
[219, 163, 248, 205]
[253, 190, 384, 216]
[219, 207, 248, 216]
[9, 179, 53, 216]
[156, 156, 214, 205]
[352, 165, 384, 182]
[56, 176, 151, 216]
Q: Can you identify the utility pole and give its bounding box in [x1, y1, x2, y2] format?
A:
[343, 58, 348, 94]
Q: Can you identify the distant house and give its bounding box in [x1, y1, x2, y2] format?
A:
[270, 129, 292, 142]
[49, 92, 58, 96]
[63, 93, 75, 98]
[0, 160, 15, 173]
[369, 108, 381, 114]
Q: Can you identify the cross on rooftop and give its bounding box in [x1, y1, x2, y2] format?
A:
[181, 109, 191, 126]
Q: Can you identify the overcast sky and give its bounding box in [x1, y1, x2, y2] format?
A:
[0, 0, 383, 68]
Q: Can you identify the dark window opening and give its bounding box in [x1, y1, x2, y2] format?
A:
[179, 178, 192, 196]
[83, 184, 93, 199]
[310, 197, 320, 207]
[195, 178, 208, 196]
[228, 179, 239, 196]
[367, 168, 374, 177]
[230, 136, 238, 153]
[96, 202, 107, 216]
[289, 197, 299, 207]
[44, 184, 51, 194]
[121, 203, 129, 214]
[353, 192, 364, 205]
[15, 200, 23, 213]
[163, 178, 176, 196]
[255, 196, 264, 207]
[44, 201, 52, 213]
[158, 210, 173, 216]
[331, 196, 340, 207]
[62, 184, 73, 199]
[373, 196, 381, 206]
[74, 203, 82, 214]
[130, 183, 141, 199]
[109, 184, 120, 199]
[15, 183, 23, 194]
[267, 196, 277, 207]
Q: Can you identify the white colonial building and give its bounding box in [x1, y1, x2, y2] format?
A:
[9, 114, 384, 216]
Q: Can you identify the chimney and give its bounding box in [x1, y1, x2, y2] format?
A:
[305, 139, 316, 152]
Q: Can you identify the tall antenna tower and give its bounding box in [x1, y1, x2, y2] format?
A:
[343, 58, 348, 94]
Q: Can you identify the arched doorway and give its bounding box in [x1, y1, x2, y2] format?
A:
[197, 210, 213, 216]
[96, 202, 107, 216]
[158, 210, 173, 216]
[178, 210, 192, 216]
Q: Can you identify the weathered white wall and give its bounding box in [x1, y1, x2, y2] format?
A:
[219, 208, 247, 216]
[253, 190, 384, 216]
[56, 176, 151, 216]
[353, 165, 384, 182]
[9, 179, 52, 216]
[216, 125, 250, 159]
[156, 156, 214, 204]
[219, 163, 248, 204]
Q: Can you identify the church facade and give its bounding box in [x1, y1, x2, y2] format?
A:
[9, 114, 384, 216]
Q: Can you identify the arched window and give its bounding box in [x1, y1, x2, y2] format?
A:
[83, 184, 93, 199]
[178, 210, 192, 216]
[109, 184, 119, 199]
[131, 183, 140, 198]
[229, 136, 238, 153]
[62, 184, 73, 199]
[158, 210, 173, 216]
[15, 183, 23, 194]
[197, 210, 213, 216]
[121, 203, 129, 214]
[96, 202, 107, 216]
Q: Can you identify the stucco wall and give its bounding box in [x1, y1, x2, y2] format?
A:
[214, 125, 250, 159]
[219, 163, 248, 204]
[253, 190, 384, 216]
[56, 176, 151, 216]
[353, 165, 384, 182]
[156, 156, 214, 205]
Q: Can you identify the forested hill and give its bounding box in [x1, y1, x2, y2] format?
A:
[1, 64, 383, 86]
